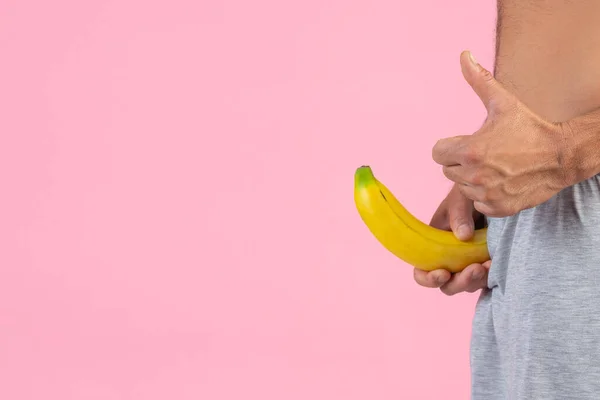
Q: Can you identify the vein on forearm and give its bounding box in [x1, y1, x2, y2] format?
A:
[493, 0, 600, 184]
[563, 107, 600, 184]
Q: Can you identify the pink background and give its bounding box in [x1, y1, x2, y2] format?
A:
[1, 1, 496, 399]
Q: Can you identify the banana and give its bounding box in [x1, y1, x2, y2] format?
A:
[354, 165, 489, 272]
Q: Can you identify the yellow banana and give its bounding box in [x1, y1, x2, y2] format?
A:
[354, 165, 489, 272]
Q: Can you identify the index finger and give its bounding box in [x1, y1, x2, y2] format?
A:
[432, 135, 469, 166]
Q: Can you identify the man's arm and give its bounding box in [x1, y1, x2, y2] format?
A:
[414, 0, 600, 292]
[495, 0, 600, 187]
[561, 108, 600, 186]
[432, 51, 600, 217]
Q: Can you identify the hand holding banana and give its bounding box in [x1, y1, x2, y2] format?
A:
[353, 165, 489, 273]
[354, 51, 575, 294]
[415, 183, 491, 295]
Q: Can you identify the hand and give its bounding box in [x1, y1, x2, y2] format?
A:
[413, 184, 491, 296]
[432, 51, 570, 218]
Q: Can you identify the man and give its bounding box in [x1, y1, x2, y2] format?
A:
[414, 1, 600, 398]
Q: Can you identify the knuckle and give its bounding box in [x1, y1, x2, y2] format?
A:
[441, 286, 457, 296]
[413, 269, 433, 287]
[481, 68, 494, 82]
[483, 188, 501, 203]
[500, 163, 518, 178]
[463, 144, 482, 164]
[414, 279, 429, 288]
[412, 269, 423, 283]
[451, 215, 468, 228]
[470, 171, 484, 186]
[480, 191, 492, 203]
[456, 184, 471, 199]
[473, 201, 487, 215]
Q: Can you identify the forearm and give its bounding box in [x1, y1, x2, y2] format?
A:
[560, 108, 600, 185]
[495, 0, 600, 184]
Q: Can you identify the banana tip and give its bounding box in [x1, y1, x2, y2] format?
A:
[355, 165, 375, 188]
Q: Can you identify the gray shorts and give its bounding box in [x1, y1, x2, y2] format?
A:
[471, 175, 600, 399]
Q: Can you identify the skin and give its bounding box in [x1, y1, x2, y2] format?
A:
[415, 0, 600, 295]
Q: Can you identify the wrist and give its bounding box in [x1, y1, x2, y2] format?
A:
[558, 107, 600, 186]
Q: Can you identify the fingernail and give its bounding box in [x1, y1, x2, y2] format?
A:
[436, 275, 447, 284]
[457, 224, 471, 240]
[468, 51, 478, 66]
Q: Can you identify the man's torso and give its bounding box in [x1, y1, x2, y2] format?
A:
[468, 1, 600, 397]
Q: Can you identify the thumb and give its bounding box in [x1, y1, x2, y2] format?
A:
[460, 50, 511, 113]
[448, 192, 475, 241]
